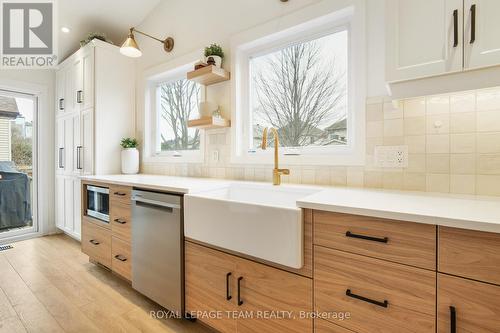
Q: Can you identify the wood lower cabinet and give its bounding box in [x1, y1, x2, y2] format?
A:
[185, 241, 313, 333]
[314, 246, 435, 333]
[236, 255, 313, 333]
[314, 211, 436, 270]
[110, 201, 131, 243]
[81, 220, 111, 267]
[439, 226, 500, 285]
[315, 319, 356, 333]
[185, 242, 237, 333]
[111, 236, 131, 280]
[82, 182, 132, 281]
[438, 273, 500, 333]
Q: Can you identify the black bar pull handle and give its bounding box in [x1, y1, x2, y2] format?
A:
[114, 218, 127, 225]
[226, 272, 232, 300]
[346, 231, 388, 243]
[59, 98, 64, 110]
[346, 289, 388, 308]
[114, 254, 127, 262]
[453, 9, 458, 47]
[58, 147, 64, 168]
[76, 146, 83, 170]
[237, 276, 243, 306]
[470, 4, 476, 44]
[89, 239, 100, 245]
[77, 90, 83, 104]
[450, 306, 456, 333]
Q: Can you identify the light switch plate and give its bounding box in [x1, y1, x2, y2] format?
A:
[374, 145, 408, 168]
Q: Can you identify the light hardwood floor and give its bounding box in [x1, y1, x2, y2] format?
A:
[0, 234, 213, 333]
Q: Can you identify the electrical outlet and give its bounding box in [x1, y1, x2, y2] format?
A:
[374, 145, 408, 168]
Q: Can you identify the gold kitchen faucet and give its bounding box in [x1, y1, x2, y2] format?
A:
[261, 127, 290, 185]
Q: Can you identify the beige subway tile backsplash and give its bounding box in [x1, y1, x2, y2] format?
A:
[426, 95, 450, 115]
[427, 134, 450, 154]
[477, 132, 500, 153]
[450, 154, 476, 174]
[450, 112, 476, 133]
[477, 110, 500, 132]
[450, 133, 476, 154]
[450, 91, 476, 113]
[404, 97, 425, 118]
[142, 87, 500, 196]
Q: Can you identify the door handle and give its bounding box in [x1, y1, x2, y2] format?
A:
[114, 254, 127, 262]
[453, 9, 458, 47]
[470, 4, 476, 44]
[76, 146, 83, 170]
[450, 306, 456, 333]
[77, 90, 83, 104]
[226, 272, 232, 300]
[59, 98, 64, 110]
[346, 289, 388, 308]
[346, 231, 388, 243]
[237, 276, 243, 306]
[89, 239, 100, 245]
[114, 218, 127, 224]
[58, 148, 63, 168]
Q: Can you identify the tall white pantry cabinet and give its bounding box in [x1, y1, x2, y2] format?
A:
[55, 39, 135, 240]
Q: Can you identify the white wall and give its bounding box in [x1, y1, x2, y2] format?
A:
[135, 0, 386, 96]
[0, 69, 56, 236]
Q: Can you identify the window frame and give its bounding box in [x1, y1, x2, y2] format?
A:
[142, 51, 205, 164]
[230, 1, 366, 166]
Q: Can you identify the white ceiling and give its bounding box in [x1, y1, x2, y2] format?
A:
[57, 0, 160, 61]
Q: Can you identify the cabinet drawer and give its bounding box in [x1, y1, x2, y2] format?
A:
[314, 246, 436, 333]
[314, 211, 436, 269]
[109, 185, 132, 204]
[82, 220, 111, 267]
[438, 273, 500, 333]
[110, 202, 131, 242]
[111, 236, 131, 281]
[439, 226, 500, 285]
[315, 319, 355, 333]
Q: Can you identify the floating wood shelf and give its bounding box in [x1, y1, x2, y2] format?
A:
[187, 66, 230, 86]
[188, 117, 231, 129]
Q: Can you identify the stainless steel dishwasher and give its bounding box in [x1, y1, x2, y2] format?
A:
[131, 189, 183, 315]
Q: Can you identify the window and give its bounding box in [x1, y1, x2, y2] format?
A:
[249, 30, 348, 150]
[156, 78, 201, 153]
[231, 2, 365, 165]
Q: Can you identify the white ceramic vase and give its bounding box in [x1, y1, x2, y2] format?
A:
[121, 148, 139, 174]
[206, 55, 222, 67]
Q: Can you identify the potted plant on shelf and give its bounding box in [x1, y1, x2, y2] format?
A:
[80, 32, 113, 47]
[204, 43, 224, 68]
[120, 138, 139, 174]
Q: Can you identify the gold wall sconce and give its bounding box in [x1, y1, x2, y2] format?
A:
[120, 27, 174, 58]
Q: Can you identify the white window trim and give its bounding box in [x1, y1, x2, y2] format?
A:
[141, 50, 205, 164]
[230, 0, 366, 166]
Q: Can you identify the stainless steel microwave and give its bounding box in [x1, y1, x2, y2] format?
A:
[86, 185, 109, 222]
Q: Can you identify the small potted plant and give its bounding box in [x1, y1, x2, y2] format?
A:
[120, 138, 139, 174]
[204, 43, 224, 68]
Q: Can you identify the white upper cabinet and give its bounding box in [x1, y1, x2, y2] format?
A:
[54, 39, 135, 241]
[387, 0, 500, 83]
[464, 0, 500, 69]
[386, 0, 463, 82]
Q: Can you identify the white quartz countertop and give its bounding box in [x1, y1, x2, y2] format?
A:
[80, 174, 230, 194]
[297, 187, 500, 234]
[81, 174, 500, 233]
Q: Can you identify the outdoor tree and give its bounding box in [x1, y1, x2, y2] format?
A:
[253, 39, 346, 147]
[160, 79, 200, 150]
[11, 125, 32, 167]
